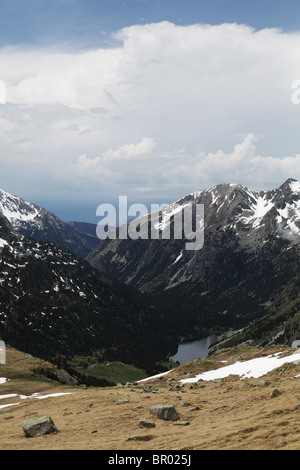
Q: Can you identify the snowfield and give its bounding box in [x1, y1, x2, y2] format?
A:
[180, 351, 300, 383]
[140, 350, 300, 383]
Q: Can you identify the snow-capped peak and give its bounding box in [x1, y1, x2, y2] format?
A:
[175, 179, 300, 242]
[0, 188, 40, 227]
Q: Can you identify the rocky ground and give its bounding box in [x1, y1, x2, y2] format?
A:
[1, 345, 300, 450]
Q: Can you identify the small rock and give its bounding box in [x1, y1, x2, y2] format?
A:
[270, 387, 281, 398]
[139, 418, 155, 428]
[179, 400, 191, 407]
[190, 406, 200, 411]
[173, 421, 190, 426]
[168, 384, 183, 391]
[143, 385, 158, 393]
[127, 435, 153, 442]
[189, 383, 198, 389]
[149, 404, 179, 421]
[240, 382, 250, 388]
[22, 416, 58, 438]
[257, 380, 270, 387]
[116, 398, 129, 405]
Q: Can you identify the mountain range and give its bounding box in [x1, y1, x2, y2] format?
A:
[0, 180, 300, 368]
[88, 178, 300, 345]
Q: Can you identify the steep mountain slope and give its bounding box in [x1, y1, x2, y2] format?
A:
[67, 221, 98, 241]
[210, 272, 300, 352]
[88, 179, 300, 330]
[66, 221, 99, 251]
[0, 189, 98, 258]
[0, 216, 189, 369]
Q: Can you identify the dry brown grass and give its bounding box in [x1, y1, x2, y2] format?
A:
[1, 345, 300, 450]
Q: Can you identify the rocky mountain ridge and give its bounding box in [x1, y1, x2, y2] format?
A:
[0, 189, 99, 258]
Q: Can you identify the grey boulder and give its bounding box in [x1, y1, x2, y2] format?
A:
[22, 416, 58, 438]
[149, 404, 179, 421]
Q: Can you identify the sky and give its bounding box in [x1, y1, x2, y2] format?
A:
[1, 0, 300, 222]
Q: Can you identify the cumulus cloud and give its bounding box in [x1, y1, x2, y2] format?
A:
[1, 22, 300, 206]
[4, 22, 299, 114]
[75, 133, 300, 199]
[102, 137, 156, 160]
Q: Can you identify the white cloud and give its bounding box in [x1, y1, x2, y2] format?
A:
[75, 137, 157, 184]
[3, 22, 300, 118]
[75, 133, 300, 199]
[102, 137, 156, 160]
[1, 22, 300, 206]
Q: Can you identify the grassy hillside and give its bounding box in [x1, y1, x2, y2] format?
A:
[2, 344, 300, 450]
[67, 355, 149, 384]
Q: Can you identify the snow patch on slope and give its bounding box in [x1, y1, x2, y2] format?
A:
[180, 351, 300, 383]
[0, 387, 74, 410]
[154, 203, 191, 230]
[140, 350, 300, 383]
[172, 251, 183, 265]
[0, 238, 8, 249]
[238, 193, 274, 228]
[277, 199, 300, 239]
[290, 180, 300, 193]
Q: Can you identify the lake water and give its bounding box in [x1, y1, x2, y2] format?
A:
[170, 335, 217, 365]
